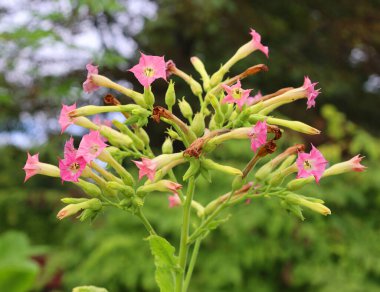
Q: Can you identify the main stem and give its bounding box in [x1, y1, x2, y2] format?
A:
[175, 176, 196, 292]
[183, 237, 202, 292]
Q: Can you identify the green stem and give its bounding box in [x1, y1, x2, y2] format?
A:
[188, 190, 236, 244]
[183, 237, 202, 292]
[175, 176, 196, 292]
[136, 208, 157, 235]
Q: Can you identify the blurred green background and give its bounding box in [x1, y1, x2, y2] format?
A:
[1, 0, 380, 291]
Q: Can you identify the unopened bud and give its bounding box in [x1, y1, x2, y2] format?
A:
[268, 163, 298, 186]
[143, 87, 155, 109]
[265, 117, 320, 135]
[165, 80, 176, 110]
[74, 179, 102, 197]
[178, 97, 193, 121]
[57, 198, 102, 220]
[190, 56, 210, 91]
[135, 127, 150, 145]
[99, 126, 133, 149]
[166, 128, 181, 141]
[162, 137, 173, 154]
[190, 112, 205, 137]
[285, 193, 331, 216]
[202, 158, 243, 176]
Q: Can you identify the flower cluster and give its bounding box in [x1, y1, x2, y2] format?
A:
[23, 27, 365, 291]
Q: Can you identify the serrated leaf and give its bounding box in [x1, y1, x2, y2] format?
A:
[147, 235, 178, 292]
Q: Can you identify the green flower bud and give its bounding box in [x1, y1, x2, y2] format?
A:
[166, 128, 181, 141]
[190, 56, 210, 91]
[143, 87, 155, 109]
[183, 159, 201, 181]
[74, 179, 102, 197]
[165, 80, 176, 110]
[57, 198, 102, 220]
[162, 137, 173, 154]
[178, 97, 193, 121]
[135, 127, 150, 145]
[285, 193, 331, 216]
[191, 112, 205, 137]
[99, 126, 133, 149]
[61, 198, 88, 204]
[112, 120, 145, 150]
[202, 158, 243, 177]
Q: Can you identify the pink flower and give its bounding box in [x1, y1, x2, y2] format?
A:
[348, 155, 366, 172]
[129, 53, 166, 88]
[59, 103, 77, 133]
[221, 80, 252, 109]
[77, 131, 107, 163]
[83, 63, 100, 93]
[248, 121, 268, 152]
[23, 153, 40, 182]
[168, 194, 181, 208]
[303, 76, 321, 109]
[247, 91, 262, 106]
[250, 29, 269, 58]
[132, 157, 158, 181]
[59, 138, 86, 182]
[296, 145, 328, 183]
[164, 180, 182, 195]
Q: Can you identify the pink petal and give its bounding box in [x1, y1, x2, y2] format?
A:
[250, 29, 269, 58]
[59, 103, 77, 134]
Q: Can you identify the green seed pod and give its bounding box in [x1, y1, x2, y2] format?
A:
[191, 112, 205, 137]
[178, 97, 193, 121]
[162, 137, 173, 154]
[165, 80, 176, 110]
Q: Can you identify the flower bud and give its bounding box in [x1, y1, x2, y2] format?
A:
[137, 179, 182, 195]
[162, 137, 173, 154]
[61, 198, 88, 204]
[202, 158, 243, 176]
[165, 80, 176, 110]
[135, 127, 150, 145]
[106, 181, 134, 197]
[57, 198, 102, 220]
[265, 117, 320, 135]
[268, 163, 298, 186]
[166, 128, 181, 141]
[190, 112, 205, 137]
[74, 179, 102, 197]
[190, 56, 210, 91]
[91, 74, 145, 106]
[183, 159, 201, 181]
[285, 193, 331, 216]
[178, 97, 193, 121]
[99, 126, 133, 149]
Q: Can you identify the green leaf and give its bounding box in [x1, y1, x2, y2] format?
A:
[72, 286, 108, 292]
[147, 235, 178, 292]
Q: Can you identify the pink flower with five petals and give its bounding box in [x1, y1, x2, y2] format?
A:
[296, 145, 328, 183]
[23, 153, 41, 182]
[83, 63, 100, 93]
[77, 131, 107, 163]
[222, 80, 252, 109]
[250, 29, 269, 58]
[129, 53, 166, 88]
[348, 155, 366, 172]
[59, 103, 77, 134]
[132, 157, 158, 181]
[248, 121, 267, 152]
[303, 76, 321, 109]
[59, 138, 86, 182]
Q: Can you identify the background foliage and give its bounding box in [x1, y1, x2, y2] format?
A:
[0, 0, 379, 291]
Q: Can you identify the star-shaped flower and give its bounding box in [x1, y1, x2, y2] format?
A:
[221, 80, 252, 109]
[129, 53, 166, 88]
[248, 120, 268, 152]
[296, 145, 328, 183]
[303, 76, 321, 109]
[83, 63, 100, 93]
[250, 29, 269, 58]
[132, 157, 158, 181]
[58, 103, 77, 134]
[77, 131, 107, 163]
[23, 153, 41, 182]
[59, 138, 86, 182]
